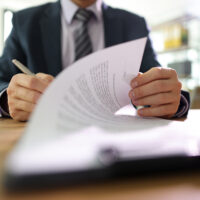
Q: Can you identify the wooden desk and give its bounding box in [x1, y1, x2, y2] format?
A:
[1, 110, 200, 200]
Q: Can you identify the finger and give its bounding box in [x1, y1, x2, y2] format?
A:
[131, 92, 180, 107]
[129, 79, 178, 100]
[11, 74, 49, 93]
[130, 72, 142, 86]
[36, 73, 54, 83]
[137, 104, 179, 117]
[8, 85, 41, 104]
[8, 98, 36, 113]
[137, 72, 143, 77]
[9, 109, 30, 122]
[131, 67, 177, 88]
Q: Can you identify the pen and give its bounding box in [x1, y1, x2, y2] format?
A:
[12, 59, 35, 76]
[131, 100, 146, 110]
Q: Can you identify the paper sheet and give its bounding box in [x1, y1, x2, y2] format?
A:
[14, 37, 147, 148]
[6, 37, 199, 175]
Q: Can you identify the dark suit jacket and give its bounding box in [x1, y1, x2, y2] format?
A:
[0, 1, 190, 115]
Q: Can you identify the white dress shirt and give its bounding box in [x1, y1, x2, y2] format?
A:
[60, 0, 105, 69]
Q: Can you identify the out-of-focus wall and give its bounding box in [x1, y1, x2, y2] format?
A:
[0, 0, 56, 11]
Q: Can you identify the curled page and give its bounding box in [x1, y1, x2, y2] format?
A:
[15, 37, 147, 148]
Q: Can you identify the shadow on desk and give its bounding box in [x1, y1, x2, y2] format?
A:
[2, 170, 200, 200]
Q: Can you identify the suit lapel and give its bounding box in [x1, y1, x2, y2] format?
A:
[102, 4, 124, 48]
[40, 2, 123, 76]
[40, 2, 62, 76]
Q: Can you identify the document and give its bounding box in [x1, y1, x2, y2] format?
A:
[5, 38, 199, 177]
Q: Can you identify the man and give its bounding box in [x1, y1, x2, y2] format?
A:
[0, 0, 189, 121]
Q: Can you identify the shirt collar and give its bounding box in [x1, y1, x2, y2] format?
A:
[61, 0, 103, 24]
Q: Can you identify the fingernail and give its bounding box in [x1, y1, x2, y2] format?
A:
[132, 81, 138, 88]
[132, 100, 138, 105]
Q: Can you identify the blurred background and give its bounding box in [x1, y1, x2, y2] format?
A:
[0, 0, 200, 108]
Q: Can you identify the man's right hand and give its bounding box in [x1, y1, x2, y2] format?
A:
[7, 73, 54, 121]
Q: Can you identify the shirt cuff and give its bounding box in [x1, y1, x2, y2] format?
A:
[0, 88, 10, 117]
[173, 94, 189, 118]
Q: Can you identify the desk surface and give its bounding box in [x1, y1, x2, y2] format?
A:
[1, 110, 200, 200]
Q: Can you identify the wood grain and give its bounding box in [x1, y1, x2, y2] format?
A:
[1, 111, 200, 200]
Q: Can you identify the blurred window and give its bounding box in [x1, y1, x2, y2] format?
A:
[3, 10, 13, 42]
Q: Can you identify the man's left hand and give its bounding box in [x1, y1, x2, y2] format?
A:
[129, 67, 182, 118]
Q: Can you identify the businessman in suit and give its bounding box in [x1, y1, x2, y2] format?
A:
[0, 0, 189, 121]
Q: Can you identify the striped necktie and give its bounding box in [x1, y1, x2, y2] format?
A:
[74, 9, 93, 61]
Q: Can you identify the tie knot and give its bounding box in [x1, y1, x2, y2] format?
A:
[74, 9, 93, 23]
